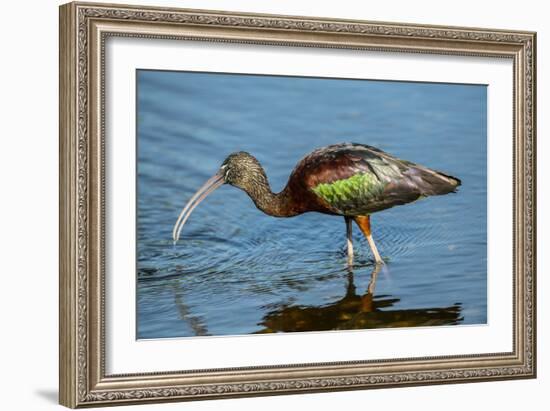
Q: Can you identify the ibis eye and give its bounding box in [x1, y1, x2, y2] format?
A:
[220, 164, 230, 178]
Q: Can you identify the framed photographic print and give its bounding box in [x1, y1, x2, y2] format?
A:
[59, 1, 537, 408]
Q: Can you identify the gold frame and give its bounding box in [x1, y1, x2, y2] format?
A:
[59, 1, 537, 408]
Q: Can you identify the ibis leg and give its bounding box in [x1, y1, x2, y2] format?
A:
[367, 263, 382, 295]
[354, 216, 384, 265]
[345, 217, 354, 265]
[360, 264, 382, 312]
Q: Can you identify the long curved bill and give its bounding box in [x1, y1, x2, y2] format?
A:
[172, 172, 225, 244]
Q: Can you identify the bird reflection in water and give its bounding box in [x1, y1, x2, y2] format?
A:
[171, 281, 209, 336]
[256, 265, 463, 333]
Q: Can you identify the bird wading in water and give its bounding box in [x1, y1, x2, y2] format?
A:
[172, 143, 461, 265]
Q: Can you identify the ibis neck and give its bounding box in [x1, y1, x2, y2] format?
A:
[243, 175, 298, 218]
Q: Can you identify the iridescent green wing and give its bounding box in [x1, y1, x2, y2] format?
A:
[303, 143, 422, 215]
[311, 172, 386, 214]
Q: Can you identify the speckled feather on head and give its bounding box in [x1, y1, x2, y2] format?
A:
[172, 142, 461, 264]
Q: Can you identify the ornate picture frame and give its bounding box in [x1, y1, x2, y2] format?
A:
[59, 1, 536, 408]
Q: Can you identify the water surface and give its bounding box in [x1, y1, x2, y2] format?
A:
[136, 70, 487, 339]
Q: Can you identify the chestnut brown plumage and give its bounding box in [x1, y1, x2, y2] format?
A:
[173, 143, 461, 264]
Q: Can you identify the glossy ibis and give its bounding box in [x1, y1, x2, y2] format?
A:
[172, 143, 461, 265]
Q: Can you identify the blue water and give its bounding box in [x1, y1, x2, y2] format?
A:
[136, 70, 487, 339]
